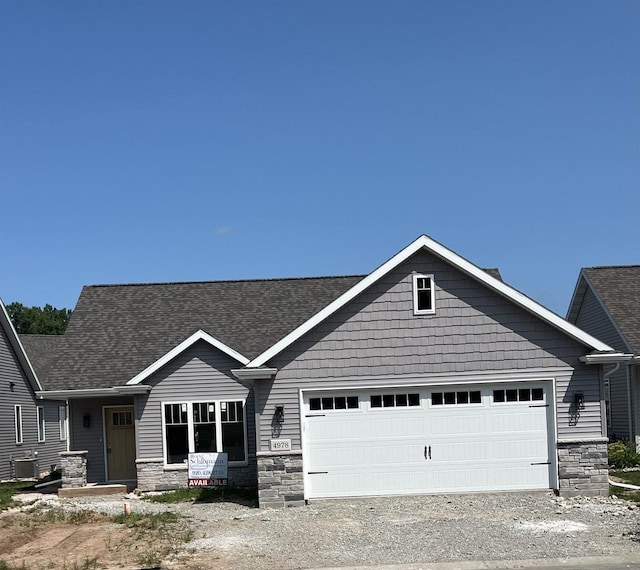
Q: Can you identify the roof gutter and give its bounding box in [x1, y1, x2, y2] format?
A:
[579, 353, 634, 365]
[35, 385, 151, 400]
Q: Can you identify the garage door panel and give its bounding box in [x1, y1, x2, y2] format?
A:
[304, 382, 552, 499]
[429, 413, 486, 434]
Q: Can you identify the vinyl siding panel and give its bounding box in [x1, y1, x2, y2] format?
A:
[137, 341, 255, 462]
[69, 397, 133, 483]
[572, 285, 633, 440]
[573, 287, 629, 352]
[608, 367, 631, 440]
[260, 250, 601, 450]
[0, 325, 65, 479]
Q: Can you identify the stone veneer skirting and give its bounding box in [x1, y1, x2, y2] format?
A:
[557, 439, 608, 497]
[136, 457, 257, 492]
[257, 451, 304, 508]
[60, 450, 88, 489]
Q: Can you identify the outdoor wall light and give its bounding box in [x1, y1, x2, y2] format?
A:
[83, 414, 91, 428]
[275, 404, 285, 423]
[574, 392, 585, 409]
[9, 382, 15, 391]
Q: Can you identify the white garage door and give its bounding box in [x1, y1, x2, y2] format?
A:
[303, 383, 553, 499]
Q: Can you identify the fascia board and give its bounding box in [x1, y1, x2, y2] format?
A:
[0, 298, 43, 392]
[579, 353, 634, 364]
[248, 235, 613, 368]
[231, 367, 278, 380]
[566, 272, 587, 322]
[36, 385, 152, 399]
[126, 329, 249, 385]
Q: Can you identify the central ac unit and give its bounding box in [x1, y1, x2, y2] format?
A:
[14, 459, 38, 479]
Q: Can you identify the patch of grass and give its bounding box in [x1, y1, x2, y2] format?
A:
[0, 560, 28, 570]
[0, 481, 36, 511]
[610, 484, 640, 502]
[143, 485, 257, 505]
[112, 511, 179, 530]
[611, 469, 640, 486]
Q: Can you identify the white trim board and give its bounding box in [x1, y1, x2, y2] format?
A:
[126, 329, 249, 385]
[247, 235, 614, 367]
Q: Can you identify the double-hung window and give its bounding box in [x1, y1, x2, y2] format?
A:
[413, 274, 435, 314]
[164, 400, 246, 466]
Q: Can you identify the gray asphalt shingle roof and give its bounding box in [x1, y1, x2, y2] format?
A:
[19, 334, 64, 387]
[582, 265, 640, 354]
[42, 275, 364, 391]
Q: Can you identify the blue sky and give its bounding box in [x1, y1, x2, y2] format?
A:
[1, 1, 638, 316]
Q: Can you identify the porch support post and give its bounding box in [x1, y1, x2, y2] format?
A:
[59, 450, 88, 488]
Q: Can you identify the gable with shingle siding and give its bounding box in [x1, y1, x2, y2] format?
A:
[259, 248, 603, 450]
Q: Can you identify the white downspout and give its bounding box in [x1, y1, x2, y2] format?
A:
[602, 363, 620, 440]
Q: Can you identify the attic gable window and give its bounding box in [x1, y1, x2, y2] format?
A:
[413, 274, 435, 315]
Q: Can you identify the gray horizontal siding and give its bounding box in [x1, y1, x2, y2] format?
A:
[0, 325, 66, 479]
[571, 285, 633, 441]
[259, 249, 602, 450]
[69, 397, 133, 483]
[608, 366, 631, 440]
[572, 286, 629, 352]
[137, 340, 255, 461]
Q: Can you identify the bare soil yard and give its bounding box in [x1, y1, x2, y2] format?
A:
[1, 490, 639, 569]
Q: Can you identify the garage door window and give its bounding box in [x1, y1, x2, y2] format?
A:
[370, 393, 420, 408]
[309, 396, 359, 411]
[431, 390, 481, 406]
[493, 388, 543, 404]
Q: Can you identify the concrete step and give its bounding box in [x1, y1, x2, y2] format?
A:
[58, 484, 128, 498]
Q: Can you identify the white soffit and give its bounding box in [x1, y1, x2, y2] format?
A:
[126, 329, 249, 385]
[247, 235, 613, 368]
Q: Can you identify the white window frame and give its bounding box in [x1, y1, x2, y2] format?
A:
[14, 405, 23, 445]
[161, 399, 248, 468]
[413, 273, 435, 315]
[58, 405, 67, 441]
[37, 406, 46, 442]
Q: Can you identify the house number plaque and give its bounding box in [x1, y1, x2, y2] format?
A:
[269, 438, 292, 452]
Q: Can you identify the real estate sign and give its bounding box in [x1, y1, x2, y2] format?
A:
[187, 452, 228, 487]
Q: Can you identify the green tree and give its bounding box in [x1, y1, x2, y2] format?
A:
[6, 302, 71, 335]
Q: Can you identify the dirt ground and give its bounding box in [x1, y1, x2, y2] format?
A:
[1, 491, 639, 570]
[0, 507, 192, 570]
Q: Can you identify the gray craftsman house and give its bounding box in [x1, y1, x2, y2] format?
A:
[567, 265, 639, 446]
[0, 299, 66, 480]
[34, 236, 628, 505]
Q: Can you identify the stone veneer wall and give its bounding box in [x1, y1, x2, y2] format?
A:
[60, 451, 88, 488]
[557, 439, 608, 497]
[257, 451, 304, 508]
[136, 457, 257, 492]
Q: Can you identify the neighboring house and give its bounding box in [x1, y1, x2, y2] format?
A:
[35, 236, 628, 505]
[0, 299, 66, 479]
[567, 265, 639, 445]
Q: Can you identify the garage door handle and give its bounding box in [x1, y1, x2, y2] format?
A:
[428, 446, 431, 460]
[424, 446, 431, 460]
[424, 446, 427, 460]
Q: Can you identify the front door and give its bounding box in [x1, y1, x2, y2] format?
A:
[105, 406, 136, 481]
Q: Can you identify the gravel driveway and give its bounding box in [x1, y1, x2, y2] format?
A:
[32, 491, 640, 568]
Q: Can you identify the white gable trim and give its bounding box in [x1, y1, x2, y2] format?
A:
[126, 329, 249, 385]
[0, 298, 43, 392]
[247, 235, 613, 368]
